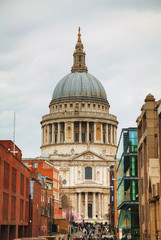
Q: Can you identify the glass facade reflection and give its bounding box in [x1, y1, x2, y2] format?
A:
[116, 128, 139, 240]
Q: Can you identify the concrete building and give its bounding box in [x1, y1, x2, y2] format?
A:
[136, 94, 161, 240]
[116, 128, 139, 240]
[40, 28, 118, 222]
[0, 140, 30, 240]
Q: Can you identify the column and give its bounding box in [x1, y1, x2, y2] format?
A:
[47, 125, 50, 144]
[98, 193, 101, 218]
[78, 192, 82, 219]
[79, 122, 82, 143]
[105, 124, 109, 144]
[112, 126, 114, 145]
[110, 125, 113, 145]
[72, 122, 74, 143]
[42, 126, 44, 145]
[94, 122, 96, 143]
[85, 192, 88, 219]
[115, 126, 117, 145]
[64, 122, 67, 142]
[75, 193, 77, 214]
[44, 126, 47, 144]
[52, 123, 55, 144]
[101, 193, 104, 218]
[86, 122, 89, 142]
[93, 192, 96, 219]
[57, 122, 60, 143]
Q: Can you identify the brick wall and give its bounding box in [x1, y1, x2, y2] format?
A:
[0, 141, 30, 240]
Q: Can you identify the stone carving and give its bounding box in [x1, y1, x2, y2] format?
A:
[71, 148, 75, 155]
[83, 153, 94, 160]
[54, 149, 58, 155]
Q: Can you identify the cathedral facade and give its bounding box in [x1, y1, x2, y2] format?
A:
[41, 29, 118, 222]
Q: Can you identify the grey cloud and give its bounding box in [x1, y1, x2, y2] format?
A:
[0, 0, 161, 157]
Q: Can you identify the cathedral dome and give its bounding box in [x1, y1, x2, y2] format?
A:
[51, 72, 107, 103]
[51, 27, 108, 104]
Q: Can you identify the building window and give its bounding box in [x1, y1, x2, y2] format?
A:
[3, 193, 9, 220]
[11, 196, 16, 220]
[12, 167, 17, 192]
[103, 134, 105, 143]
[20, 199, 24, 221]
[63, 179, 67, 185]
[55, 135, 57, 144]
[89, 133, 91, 142]
[33, 163, 38, 168]
[4, 161, 10, 189]
[70, 104, 73, 108]
[79, 55, 81, 62]
[85, 167, 92, 180]
[26, 177, 30, 198]
[82, 133, 85, 143]
[60, 105, 62, 108]
[25, 201, 29, 222]
[75, 133, 79, 142]
[98, 105, 100, 109]
[65, 104, 67, 108]
[93, 104, 95, 108]
[102, 106, 104, 110]
[88, 104, 90, 108]
[82, 103, 85, 108]
[20, 174, 24, 196]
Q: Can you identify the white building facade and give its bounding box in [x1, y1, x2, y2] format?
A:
[41, 29, 118, 222]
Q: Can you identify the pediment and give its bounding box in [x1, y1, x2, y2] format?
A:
[71, 150, 106, 161]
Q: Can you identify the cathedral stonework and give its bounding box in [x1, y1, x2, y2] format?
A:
[41, 28, 118, 222]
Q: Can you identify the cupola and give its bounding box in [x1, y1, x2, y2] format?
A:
[71, 27, 88, 73]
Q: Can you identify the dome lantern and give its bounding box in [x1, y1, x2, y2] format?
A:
[71, 27, 88, 73]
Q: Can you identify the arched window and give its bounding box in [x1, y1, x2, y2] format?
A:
[85, 167, 92, 180]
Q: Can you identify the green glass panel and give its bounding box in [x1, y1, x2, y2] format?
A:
[132, 180, 136, 200]
[132, 156, 135, 176]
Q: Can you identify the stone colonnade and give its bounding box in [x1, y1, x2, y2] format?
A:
[42, 121, 117, 145]
[75, 192, 105, 220]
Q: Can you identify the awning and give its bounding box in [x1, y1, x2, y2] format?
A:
[118, 210, 131, 229]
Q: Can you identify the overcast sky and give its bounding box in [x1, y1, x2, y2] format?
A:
[0, 0, 161, 157]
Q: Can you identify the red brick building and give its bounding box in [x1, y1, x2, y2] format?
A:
[28, 177, 42, 237]
[22, 158, 62, 220]
[0, 140, 30, 240]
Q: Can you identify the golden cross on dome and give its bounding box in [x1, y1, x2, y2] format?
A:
[78, 26, 81, 42]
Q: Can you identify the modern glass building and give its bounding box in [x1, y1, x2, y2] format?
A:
[116, 128, 139, 240]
